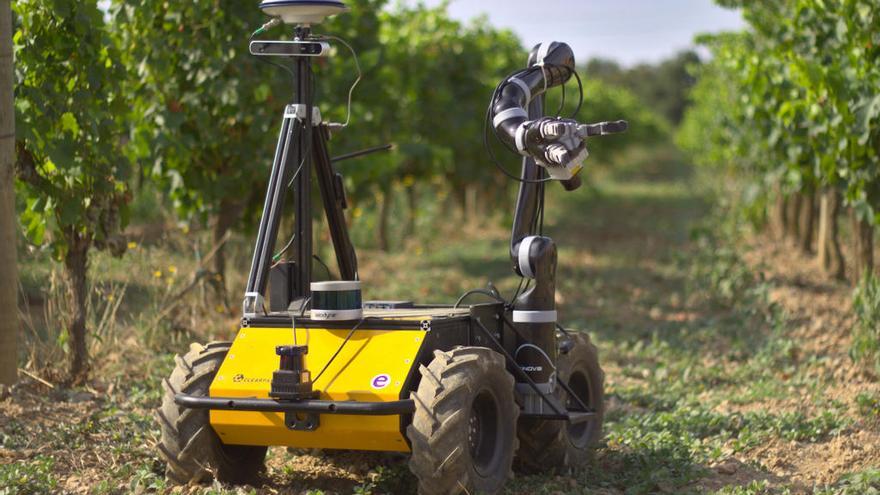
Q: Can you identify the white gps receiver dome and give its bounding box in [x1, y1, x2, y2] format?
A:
[259, 0, 348, 25]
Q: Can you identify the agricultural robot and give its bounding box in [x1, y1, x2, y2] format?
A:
[157, 1, 627, 493]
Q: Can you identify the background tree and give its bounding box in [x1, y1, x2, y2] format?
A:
[374, 6, 521, 240]
[13, 0, 131, 382]
[113, 0, 668, 258]
[679, 0, 880, 282]
[574, 79, 669, 160]
[586, 50, 700, 125]
[0, 0, 17, 386]
[318, 3, 521, 249]
[111, 0, 291, 292]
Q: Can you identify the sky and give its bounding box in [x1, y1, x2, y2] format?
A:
[400, 0, 745, 67]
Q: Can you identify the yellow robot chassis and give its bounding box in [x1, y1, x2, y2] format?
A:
[157, 1, 626, 493]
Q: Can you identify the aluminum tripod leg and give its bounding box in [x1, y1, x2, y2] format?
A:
[244, 108, 303, 316]
[312, 126, 358, 280]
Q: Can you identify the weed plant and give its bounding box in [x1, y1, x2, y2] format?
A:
[851, 273, 880, 374]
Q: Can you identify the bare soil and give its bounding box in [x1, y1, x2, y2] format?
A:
[3, 161, 879, 494]
[705, 238, 880, 492]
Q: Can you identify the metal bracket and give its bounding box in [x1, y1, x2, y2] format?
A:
[516, 382, 567, 415]
[500, 314, 593, 415]
[249, 40, 331, 58]
[472, 317, 565, 416]
[242, 292, 265, 318]
[284, 411, 320, 431]
[512, 309, 557, 323]
[284, 104, 322, 125]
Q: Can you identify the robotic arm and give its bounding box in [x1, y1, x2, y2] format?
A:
[488, 43, 629, 393]
[491, 42, 627, 184]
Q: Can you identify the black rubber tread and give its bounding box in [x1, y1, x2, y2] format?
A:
[514, 332, 605, 473]
[157, 341, 268, 485]
[407, 347, 519, 495]
[515, 416, 567, 473]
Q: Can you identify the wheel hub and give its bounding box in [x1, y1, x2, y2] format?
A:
[469, 389, 500, 476]
[468, 410, 482, 454]
[566, 370, 594, 447]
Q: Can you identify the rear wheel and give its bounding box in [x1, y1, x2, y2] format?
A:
[515, 332, 604, 473]
[157, 342, 267, 484]
[407, 347, 518, 495]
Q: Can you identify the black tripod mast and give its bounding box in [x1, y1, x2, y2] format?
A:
[291, 27, 313, 302]
[243, 27, 358, 316]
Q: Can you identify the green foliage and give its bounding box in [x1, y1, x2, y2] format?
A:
[711, 481, 772, 495]
[679, 0, 880, 224]
[573, 79, 669, 162]
[815, 469, 880, 495]
[611, 406, 847, 458]
[851, 272, 880, 371]
[108, 0, 662, 233]
[0, 455, 57, 495]
[855, 392, 880, 418]
[367, 464, 416, 494]
[103, 0, 520, 228]
[686, 223, 769, 311]
[586, 50, 701, 125]
[318, 3, 525, 213]
[601, 403, 848, 494]
[7, 120, 872, 493]
[372, 6, 522, 191]
[13, 0, 131, 259]
[110, 0, 528, 242]
[675, 34, 744, 172]
[312, 0, 396, 193]
[110, 0, 295, 227]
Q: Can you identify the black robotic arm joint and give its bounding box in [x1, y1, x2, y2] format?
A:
[492, 42, 576, 149]
[490, 42, 589, 182]
[527, 41, 575, 73]
[510, 234, 559, 386]
[512, 235, 558, 284]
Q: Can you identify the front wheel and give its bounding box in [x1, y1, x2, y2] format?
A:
[156, 342, 268, 484]
[407, 347, 519, 495]
[515, 332, 604, 473]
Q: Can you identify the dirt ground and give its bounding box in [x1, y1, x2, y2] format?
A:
[707, 239, 880, 492]
[2, 158, 879, 494]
